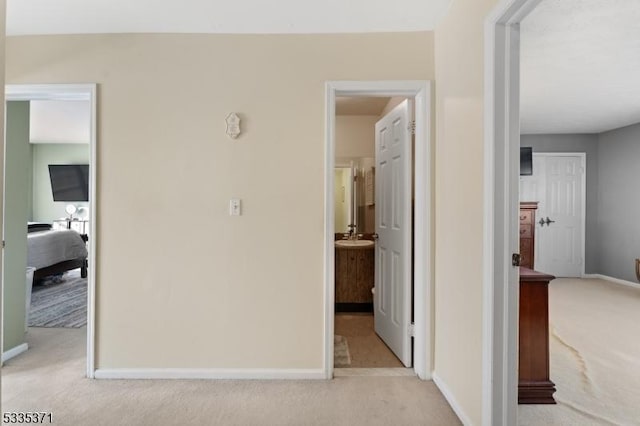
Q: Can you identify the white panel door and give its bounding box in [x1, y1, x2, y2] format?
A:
[374, 99, 412, 367]
[519, 154, 585, 277]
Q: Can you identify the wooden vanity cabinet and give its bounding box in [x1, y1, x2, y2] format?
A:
[335, 246, 374, 310]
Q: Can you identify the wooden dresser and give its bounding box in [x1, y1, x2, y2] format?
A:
[519, 267, 557, 404]
[519, 202, 538, 269]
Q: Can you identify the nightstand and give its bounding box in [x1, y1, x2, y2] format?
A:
[53, 219, 89, 237]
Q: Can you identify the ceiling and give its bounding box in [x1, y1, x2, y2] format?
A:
[336, 97, 390, 116]
[6, 0, 452, 36]
[521, 0, 640, 134]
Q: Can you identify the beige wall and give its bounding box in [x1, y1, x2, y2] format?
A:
[335, 115, 377, 159]
[6, 32, 434, 369]
[434, 0, 499, 424]
[380, 97, 407, 117]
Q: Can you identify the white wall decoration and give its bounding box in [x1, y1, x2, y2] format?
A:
[225, 113, 241, 139]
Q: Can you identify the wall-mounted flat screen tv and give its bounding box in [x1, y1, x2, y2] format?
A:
[48, 164, 89, 201]
[520, 147, 533, 176]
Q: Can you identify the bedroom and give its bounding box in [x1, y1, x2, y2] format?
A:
[515, 2, 640, 424]
[2, 96, 92, 362]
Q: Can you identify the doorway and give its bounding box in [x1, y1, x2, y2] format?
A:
[520, 153, 586, 277]
[1, 84, 97, 377]
[333, 97, 411, 369]
[324, 81, 432, 380]
[485, 0, 640, 423]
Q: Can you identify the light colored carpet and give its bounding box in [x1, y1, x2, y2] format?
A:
[29, 269, 87, 328]
[519, 277, 640, 425]
[1, 327, 461, 426]
[334, 313, 404, 368]
[334, 335, 351, 367]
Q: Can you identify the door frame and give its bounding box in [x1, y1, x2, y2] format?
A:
[324, 80, 432, 379]
[483, 1, 542, 424]
[528, 152, 587, 277]
[2, 84, 98, 378]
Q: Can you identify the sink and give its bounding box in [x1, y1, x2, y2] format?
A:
[335, 240, 375, 248]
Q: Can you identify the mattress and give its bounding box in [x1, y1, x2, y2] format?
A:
[27, 229, 88, 270]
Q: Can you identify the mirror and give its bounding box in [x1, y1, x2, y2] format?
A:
[334, 164, 355, 234]
[335, 157, 376, 234]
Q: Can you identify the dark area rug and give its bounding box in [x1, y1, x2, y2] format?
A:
[28, 269, 87, 328]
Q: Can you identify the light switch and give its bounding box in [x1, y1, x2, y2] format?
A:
[229, 199, 242, 216]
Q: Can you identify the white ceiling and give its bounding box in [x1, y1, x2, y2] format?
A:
[521, 0, 640, 134]
[336, 97, 390, 116]
[6, 0, 452, 35]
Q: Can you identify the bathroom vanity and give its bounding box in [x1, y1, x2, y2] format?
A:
[335, 239, 374, 312]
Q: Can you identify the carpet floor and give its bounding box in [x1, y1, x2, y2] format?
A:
[1, 328, 461, 426]
[518, 277, 640, 425]
[334, 313, 403, 368]
[29, 269, 87, 328]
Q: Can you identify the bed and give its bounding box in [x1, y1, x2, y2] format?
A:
[27, 226, 88, 281]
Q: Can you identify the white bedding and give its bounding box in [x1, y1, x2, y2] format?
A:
[27, 229, 88, 270]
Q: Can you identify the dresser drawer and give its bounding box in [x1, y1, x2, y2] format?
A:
[519, 225, 533, 239]
[519, 210, 533, 224]
[519, 239, 533, 269]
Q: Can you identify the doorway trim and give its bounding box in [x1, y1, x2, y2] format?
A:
[4, 83, 98, 378]
[483, 1, 542, 425]
[324, 80, 432, 380]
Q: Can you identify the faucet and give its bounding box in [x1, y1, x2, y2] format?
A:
[347, 224, 357, 240]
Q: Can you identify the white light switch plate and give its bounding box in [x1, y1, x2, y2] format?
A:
[229, 199, 242, 216]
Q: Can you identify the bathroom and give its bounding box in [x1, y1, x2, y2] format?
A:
[333, 95, 414, 370]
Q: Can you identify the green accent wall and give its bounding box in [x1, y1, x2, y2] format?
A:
[3, 101, 31, 352]
[31, 144, 89, 222]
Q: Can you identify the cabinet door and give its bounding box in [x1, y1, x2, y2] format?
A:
[335, 250, 357, 303]
[356, 250, 374, 302]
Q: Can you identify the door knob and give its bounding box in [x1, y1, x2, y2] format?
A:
[539, 218, 546, 226]
[512, 253, 522, 267]
[372, 233, 379, 241]
[544, 217, 556, 226]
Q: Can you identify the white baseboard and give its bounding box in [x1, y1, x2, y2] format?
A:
[94, 368, 325, 380]
[582, 274, 640, 290]
[2, 343, 29, 364]
[334, 367, 415, 377]
[432, 372, 472, 426]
